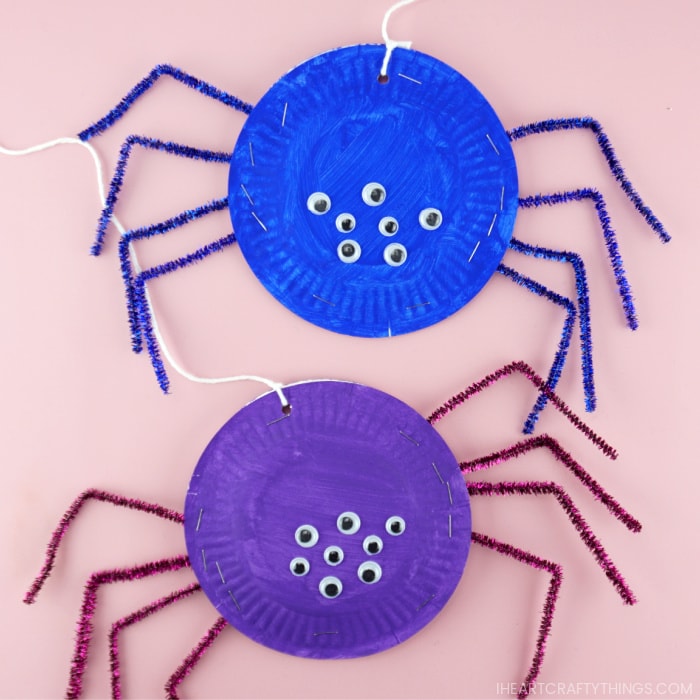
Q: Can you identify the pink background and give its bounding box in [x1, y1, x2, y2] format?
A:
[0, 1, 698, 698]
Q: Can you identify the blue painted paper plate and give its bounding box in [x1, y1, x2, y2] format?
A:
[228, 44, 518, 337]
[184, 380, 471, 658]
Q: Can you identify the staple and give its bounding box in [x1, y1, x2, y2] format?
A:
[215, 561, 226, 584]
[500, 185, 505, 211]
[195, 508, 203, 532]
[251, 211, 268, 231]
[240, 183, 254, 206]
[446, 481, 453, 505]
[398, 72, 422, 85]
[267, 413, 290, 426]
[406, 301, 431, 310]
[432, 461, 445, 484]
[312, 631, 339, 637]
[249, 141, 255, 166]
[486, 213, 497, 237]
[485, 133, 500, 156]
[228, 589, 241, 611]
[399, 430, 420, 446]
[312, 294, 336, 306]
[416, 593, 436, 611]
[448, 513, 453, 538]
[468, 240, 481, 263]
[281, 102, 288, 127]
[201, 548, 207, 571]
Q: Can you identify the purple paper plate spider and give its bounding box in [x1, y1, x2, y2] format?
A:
[26, 362, 640, 700]
[35, 38, 664, 436]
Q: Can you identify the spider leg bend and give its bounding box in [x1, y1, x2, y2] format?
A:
[471, 532, 562, 700]
[431, 363, 638, 697]
[507, 117, 670, 244]
[119, 196, 231, 353]
[429, 360, 638, 602]
[428, 360, 618, 458]
[468, 481, 636, 603]
[68, 556, 191, 699]
[501, 169, 666, 423]
[24, 489, 190, 698]
[110, 582, 202, 700]
[92, 135, 231, 256]
[25, 488, 232, 699]
[132, 231, 239, 393]
[78, 65, 252, 144]
[518, 189, 640, 329]
[496, 267, 577, 433]
[165, 617, 229, 700]
[72, 66, 250, 368]
[508, 238, 595, 418]
[460, 434, 640, 532]
[24, 489, 184, 605]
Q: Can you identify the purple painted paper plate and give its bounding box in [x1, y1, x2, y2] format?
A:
[184, 380, 471, 659]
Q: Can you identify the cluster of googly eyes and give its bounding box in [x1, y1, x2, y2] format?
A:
[289, 511, 406, 599]
[306, 183, 442, 267]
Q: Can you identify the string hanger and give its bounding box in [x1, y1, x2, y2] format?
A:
[0, 138, 289, 411]
[379, 0, 419, 80]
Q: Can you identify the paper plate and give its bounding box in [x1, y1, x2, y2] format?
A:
[228, 44, 518, 337]
[184, 380, 471, 658]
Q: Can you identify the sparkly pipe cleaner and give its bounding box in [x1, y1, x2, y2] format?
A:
[428, 360, 618, 458]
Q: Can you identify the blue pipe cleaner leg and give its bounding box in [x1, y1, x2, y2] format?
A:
[507, 117, 670, 244]
[519, 189, 638, 329]
[92, 135, 231, 255]
[132, 232, 238, 393]
[120, 197, 230, 353]
[78, 64, 253, 142]
[497, 264, 577, 434]
[508, 238, 595, 412]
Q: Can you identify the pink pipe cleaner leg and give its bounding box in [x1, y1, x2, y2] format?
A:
[67, 555, 191, 699]
[461, 435, 641, 532]
[427, 360, 618, 459]
[25, 489, 184, 605]
[468, 481, 636, 604]
[471, 531, 563, 700]
[110, 582, 202, 700]
[165, 616, 228, 700]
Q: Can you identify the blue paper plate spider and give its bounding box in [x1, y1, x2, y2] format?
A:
[0, 13, 669, 436]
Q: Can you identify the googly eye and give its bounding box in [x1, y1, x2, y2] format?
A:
[383, 243, 407, 267]
[419, 207, 442, 230]
[362, 182, 386, 206]
[337, 239, 361, 264]
[358, 561, 382, 584]
[363, 535, 383, 555]
[289, 557, 310, 577]
[335, 213, 356, 233]
[295, 524, 319, 548]
[324, 546, 345, 566]
[319, 576, 343, 599]
[385, 516, 406, 536]
[307, 192, 331, 215]
[378, 216, 399, 236]
[337, 512, 361, 535]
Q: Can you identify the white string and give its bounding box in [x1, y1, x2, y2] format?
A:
[379, 0, 419, 78]
[0, 138, 290, 409]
